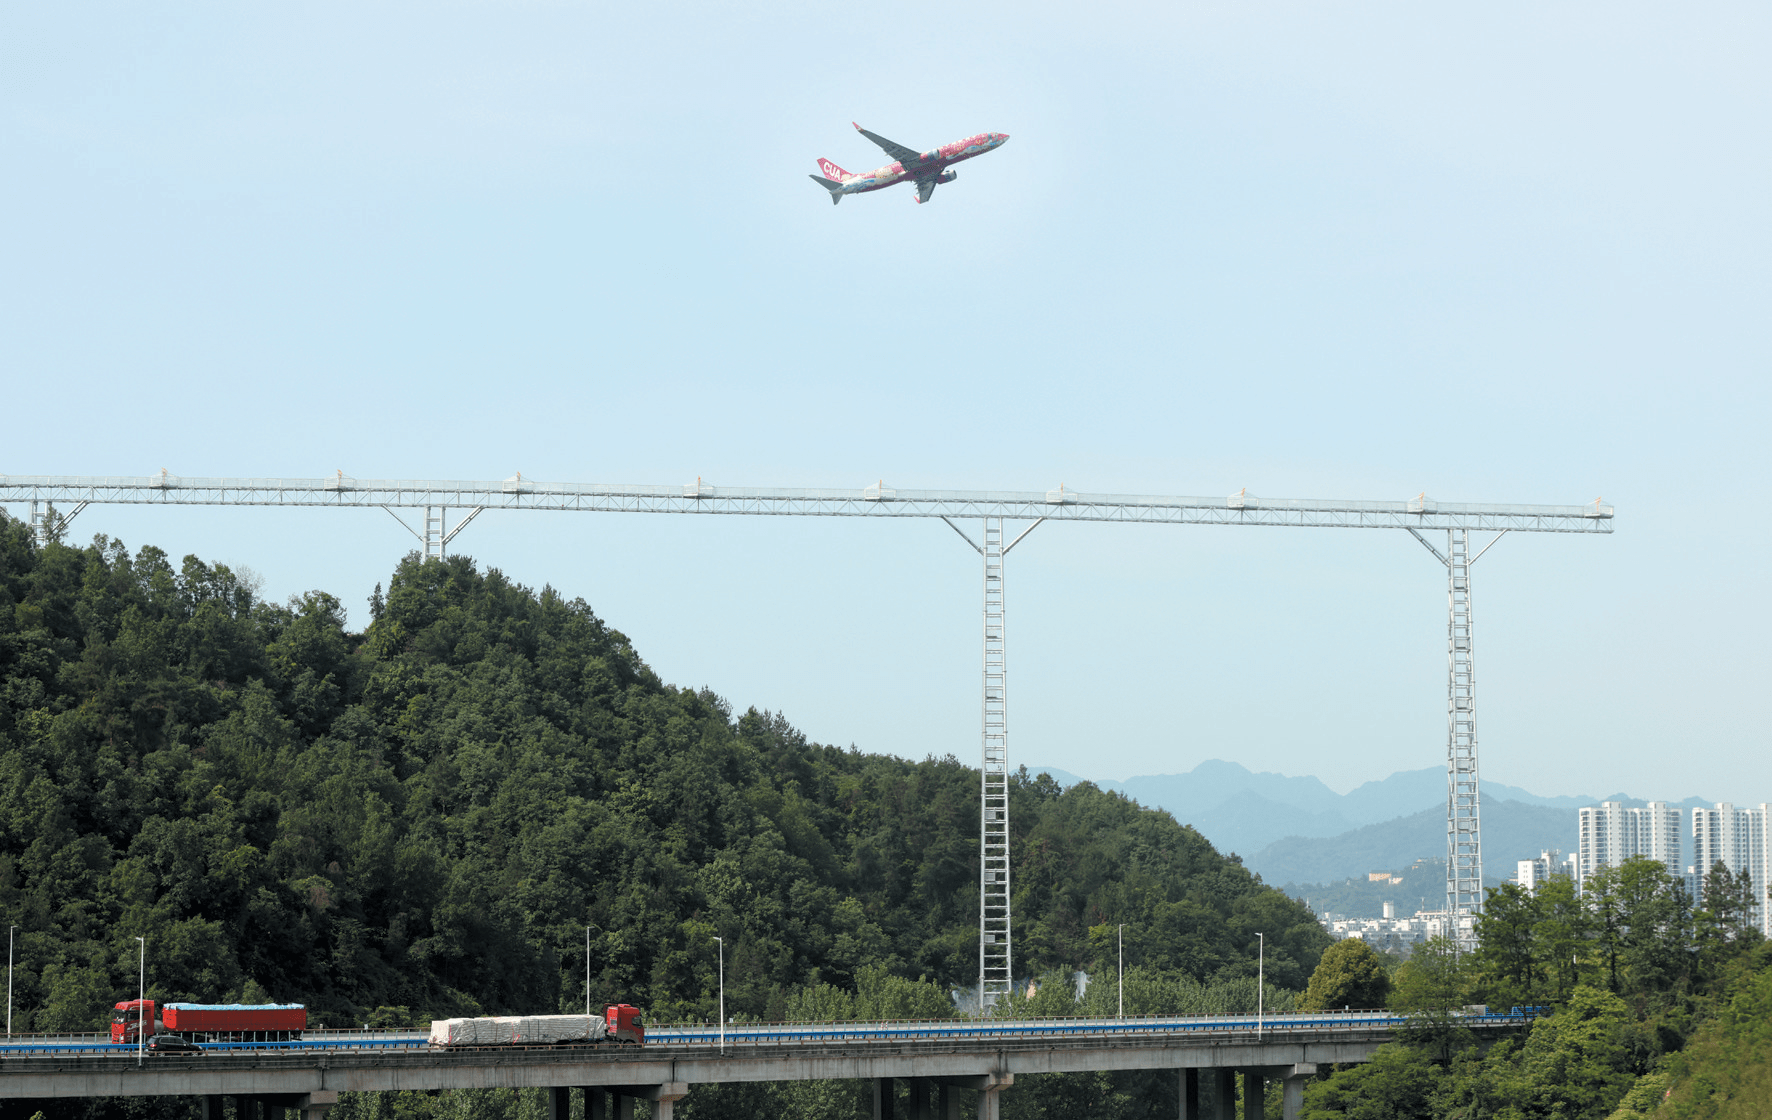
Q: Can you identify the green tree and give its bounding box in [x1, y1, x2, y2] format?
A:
[851, 964, 954, 1020]
[1693, 860, 1763, 968]
[1301, 937, 1392, 1011]
[784, 982, 857, 1022]
[1475, 881, 1542, 1007]
[1466, 985, 1636, 1120]
[1656, 950, 1772, 1118]
[1298, 1043, 1445, 1120]
[1392, 935, 1473, 1060]
[1585, 856, 1693, 1004]
[1532, 875, 1590, 1004]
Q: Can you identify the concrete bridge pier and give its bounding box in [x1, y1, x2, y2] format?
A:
[914, 1076, 934, 1119]
[962, 1073, 1012, 1120]
[300, 1091, 338, 1120]
[211, 1092, 330, 1120]
[878, 1074, 1009, 1120]
[1207, 1064, 1316, 1120]
[1244, 1070, 1263, 1120]
[1212, 1069, 1236, 1120]
[978, 1084, 1004, 1120]
[553, 1084, 664, 1120]
[1178, 1068, 1200, 1118]
[1280, 1065, 1317, 1120]
[613, 1082, 686, 1119]
[938, 1082, 961, 1120]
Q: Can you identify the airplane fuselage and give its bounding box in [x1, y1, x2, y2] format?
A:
[814, 128, 1009, 204]
[828, 132, 1006, 196]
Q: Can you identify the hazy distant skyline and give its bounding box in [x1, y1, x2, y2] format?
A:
[1034, 758, 1735, 807]
[5, 3, 1768, 798]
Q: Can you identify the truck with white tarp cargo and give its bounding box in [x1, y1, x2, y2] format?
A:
[428, 1004, 644, 1047]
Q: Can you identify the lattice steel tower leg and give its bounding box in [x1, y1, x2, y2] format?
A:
[979, 518, 1012, 1008]
[1445, 529, 1482, 949]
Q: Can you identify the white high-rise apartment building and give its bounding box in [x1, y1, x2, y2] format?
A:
[1690, 803, 1771, 937]
[1577, 801, 1683, 884]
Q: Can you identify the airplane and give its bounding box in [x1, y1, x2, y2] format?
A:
[809, 123, 1009, 205]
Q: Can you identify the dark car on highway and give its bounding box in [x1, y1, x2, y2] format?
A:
[145, 1033, 202, 1054]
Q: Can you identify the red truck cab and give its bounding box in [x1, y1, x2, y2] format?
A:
[605, 1004, 644, 1044]
[111, 999, 160, 1044]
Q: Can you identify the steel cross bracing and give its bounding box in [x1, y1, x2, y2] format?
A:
[4, 475, 1613, 973]
[382, 506, 485, 559]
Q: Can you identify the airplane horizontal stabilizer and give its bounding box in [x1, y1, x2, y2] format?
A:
[808, 174, 843, 204]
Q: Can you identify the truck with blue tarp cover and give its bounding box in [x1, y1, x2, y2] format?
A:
[111, 999, 306, 1044]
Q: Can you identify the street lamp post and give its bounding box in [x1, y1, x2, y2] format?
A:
[134, 937, 145, 1066]
[585, 926, 592, 1018]
[1117, 924, 1124, 1020]
[1256, 932, 1264, 1040]
[7, 925, 15, 1037]
[713, 936, 725, 1053]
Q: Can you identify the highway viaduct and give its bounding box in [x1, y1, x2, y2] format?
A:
[2, 1023, 1403, 1120]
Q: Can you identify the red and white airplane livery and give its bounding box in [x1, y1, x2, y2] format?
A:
[810, 123, 1009, 205]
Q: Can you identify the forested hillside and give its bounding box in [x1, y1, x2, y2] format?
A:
[1298, 859, 1771, 1120]
[0, 513, 1328, 1038]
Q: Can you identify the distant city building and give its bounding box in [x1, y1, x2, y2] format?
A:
[1317, 907, 1445, 953]
[1578, 801, 1682, 884]
[1689, 802, 1771, 937]
[1513, 849, 1576, 893]
[1367, 871, 1403, 884]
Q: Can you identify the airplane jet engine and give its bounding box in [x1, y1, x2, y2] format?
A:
[937, 170, 958, 184]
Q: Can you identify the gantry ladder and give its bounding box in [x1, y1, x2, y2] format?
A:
[1446, 528, 1483, 949]
[424, 508, 447, 558]
[980, 518, 1012, 1006]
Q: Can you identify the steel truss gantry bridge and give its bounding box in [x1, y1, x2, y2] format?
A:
[1, 474, 1615, 969]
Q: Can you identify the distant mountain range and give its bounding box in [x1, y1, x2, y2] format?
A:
[1248, 797, 1573, 887]
[1033, 760, 1715, 888]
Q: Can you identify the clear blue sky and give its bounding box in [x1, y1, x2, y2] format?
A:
[5, 2, 1766, 800]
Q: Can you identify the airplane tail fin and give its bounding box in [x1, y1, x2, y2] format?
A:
[817, 158, 855, 182]
[809, 174, 843, 205]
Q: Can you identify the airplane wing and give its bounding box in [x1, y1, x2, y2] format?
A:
[915, 177, 938, 204]
[854, 123, 922, 164]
